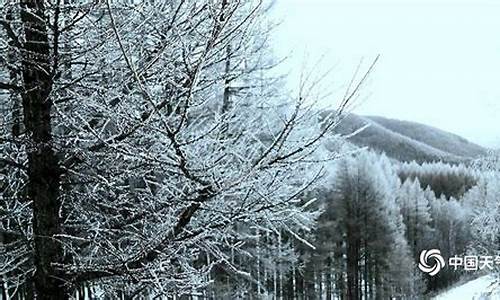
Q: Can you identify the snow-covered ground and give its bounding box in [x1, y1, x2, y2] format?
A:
[433, 275, 500, 300]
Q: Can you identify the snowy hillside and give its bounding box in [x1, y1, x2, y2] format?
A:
[433, 276, 500, 300]
[365, 115, 487, 159]
[323, 112, 488, 163]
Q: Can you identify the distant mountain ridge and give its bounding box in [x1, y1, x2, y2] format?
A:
[324, 112, 488, 163]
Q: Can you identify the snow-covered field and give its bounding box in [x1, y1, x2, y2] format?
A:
[433, 276, 500, 300]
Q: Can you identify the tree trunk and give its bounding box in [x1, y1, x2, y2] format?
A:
[6, 6, 21, 138]
[334, 240, 345, 300]
[346, 231, 359, 300]
[374, 264, 382, 300]
[20, 0, 66, 299]
[221, 44, 232, 114]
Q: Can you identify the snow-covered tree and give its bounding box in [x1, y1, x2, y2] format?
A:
[473, 149, 500, 172]
[465, 171, 500, 273]
[0, 0, 375, 298]
[426, 194, 470, 291]
[466, 150, 500, 265]
[310, 151, 415, 299]
[398, 161, 477, 199]
[397, 177, 433, 257]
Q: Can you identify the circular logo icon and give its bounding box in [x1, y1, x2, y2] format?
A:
[418, 249, 445, 276]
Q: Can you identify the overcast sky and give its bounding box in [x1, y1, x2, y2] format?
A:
[271, 0, 500, 148]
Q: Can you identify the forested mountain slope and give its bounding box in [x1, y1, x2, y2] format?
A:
[325, 112, 488, 163]
[365, 115, 487, 158]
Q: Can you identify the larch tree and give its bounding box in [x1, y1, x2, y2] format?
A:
[0, 0, 374, 299]
[397, 177, 433, 258]
[426, 194, 470, 291]
[466, 171, 500, 274]
[314, 151, 414, 300]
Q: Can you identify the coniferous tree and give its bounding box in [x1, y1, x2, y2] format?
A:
[0, 1, 366, 298]
[397, 177, 433, 257]
[311, 151, 415, 299]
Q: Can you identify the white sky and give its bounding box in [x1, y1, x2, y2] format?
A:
[271, 0, 500, 148]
